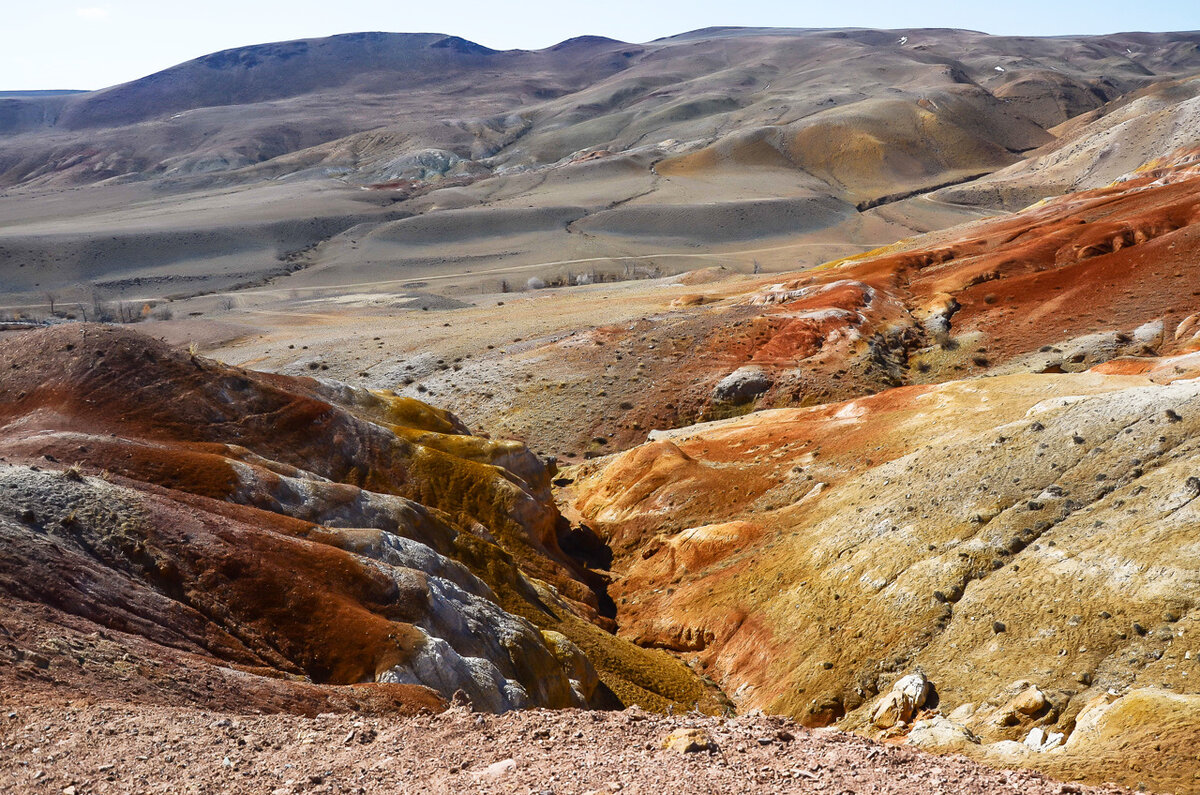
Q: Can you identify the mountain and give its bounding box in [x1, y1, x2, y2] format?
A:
[2, 28, 1200, 313]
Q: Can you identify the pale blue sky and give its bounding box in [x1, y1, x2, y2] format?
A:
[3, 0, 1198, 91]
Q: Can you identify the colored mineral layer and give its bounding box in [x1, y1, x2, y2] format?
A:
[0, 324, 722, 716]
[5, 23, 1200, 795]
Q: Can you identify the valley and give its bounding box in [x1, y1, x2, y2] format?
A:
[4, 24, 1200, 794]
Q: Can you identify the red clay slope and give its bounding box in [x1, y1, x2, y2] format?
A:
[0, 324, 719, 714]
[708, 144, 1200, 402]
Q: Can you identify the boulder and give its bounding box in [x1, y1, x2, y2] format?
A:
[712, 366, 772, 404]
[906, 716, 980, 750]
[473, 758, 518, 781]
[1133, 319, 1164, 349]
[983, 740, 1035, 759]
[948, 703, 975, 722]
[1012, 686, 1048, 716]
[1023, 726, 1065, 752]
[870, 672, 931, 728]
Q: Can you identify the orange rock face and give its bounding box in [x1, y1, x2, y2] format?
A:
[568, 358, 1200, 790]
[560, 149, 1200, 792]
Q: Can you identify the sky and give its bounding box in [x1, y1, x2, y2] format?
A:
[2, 0, 1199, 91]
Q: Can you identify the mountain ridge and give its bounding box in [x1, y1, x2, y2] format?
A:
[2, 26, 1199, 317]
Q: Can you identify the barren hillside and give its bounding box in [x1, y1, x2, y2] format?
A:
[5, 24, 1200, 795]
[2, 28, 1199, 312]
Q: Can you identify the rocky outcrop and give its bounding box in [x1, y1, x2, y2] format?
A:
[660, 727, 717, 753]
[0, 324, 719, 715]
[711, 366, 773, 404]
[907, 716, 981, 751]
[0, 465, 567, 713]
[870, 673, 931, 729]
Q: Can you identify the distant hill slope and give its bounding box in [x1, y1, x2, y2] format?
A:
[2, 28, 1199, 187]
[0, 27, 1198, 312]
[936, 73, 1200, 207]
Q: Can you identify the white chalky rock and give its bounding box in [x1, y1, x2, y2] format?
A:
[871, 672, 931, 728]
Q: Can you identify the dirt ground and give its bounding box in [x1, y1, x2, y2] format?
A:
[0, 701, 1131, 795]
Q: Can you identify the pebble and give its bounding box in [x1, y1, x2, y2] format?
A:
[661, 728, 717, 753]
[471, 758, 518, 780]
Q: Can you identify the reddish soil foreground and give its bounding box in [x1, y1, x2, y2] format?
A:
[0, 323, 729, 719]
[0, 700, 1130, 795]
[435, 147, 1200, 458]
